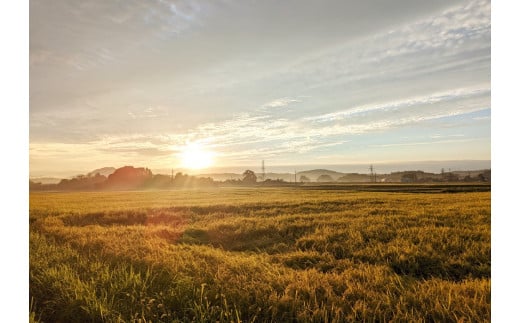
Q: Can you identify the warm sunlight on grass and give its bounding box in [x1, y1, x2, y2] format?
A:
[179, 142, 215, 170]
[30, 189, 490, 322]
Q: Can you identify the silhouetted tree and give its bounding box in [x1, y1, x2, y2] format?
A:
[105, 166, 153, 190]
[55, 172, 107, 190]
[482, 169, 491, 182]
[168, 172, 216, 188]
[299, 175, 310, 183]
[29, 180, 43, 190]
[262, 178, 288, 186]
[242, 170, 257, 184]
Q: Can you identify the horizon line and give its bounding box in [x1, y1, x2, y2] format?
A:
[30, 159, 491, 179]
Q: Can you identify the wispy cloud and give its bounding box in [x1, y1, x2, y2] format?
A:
[370, 138, 477, 148]
[274, 0, 490, 95]
[429, 134, 465, 139]
[305, 86, 489, 123]
[30, 0, 491, 175]
[263, 98, 301, 108]
[31, 84, 489, 168]
[30, 0, 222, 71]
[127, 106, 170, 119]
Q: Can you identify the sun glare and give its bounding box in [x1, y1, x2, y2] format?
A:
[180, 143, 215, 170]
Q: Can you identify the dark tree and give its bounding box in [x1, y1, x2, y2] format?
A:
[105, 166, 153, 189]
[242, 170, 257, 184]
[299, 175, 310, 183]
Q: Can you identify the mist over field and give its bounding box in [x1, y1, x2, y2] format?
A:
[186, 160, 492, 176]
[30, 160, 490, 180]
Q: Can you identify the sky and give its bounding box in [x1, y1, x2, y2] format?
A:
[29, 0, 491, 177]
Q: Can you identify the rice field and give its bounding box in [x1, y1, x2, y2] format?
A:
[29, 187, 490, 322]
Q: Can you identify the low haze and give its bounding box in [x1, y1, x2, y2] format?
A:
[30, 0, 491, 177]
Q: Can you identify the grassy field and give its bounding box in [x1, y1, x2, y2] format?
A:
[29, 187, 490, 322]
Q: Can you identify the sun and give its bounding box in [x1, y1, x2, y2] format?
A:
[179, 143, 215, 170]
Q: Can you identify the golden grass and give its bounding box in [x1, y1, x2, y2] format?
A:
[30, 188, 490, 322]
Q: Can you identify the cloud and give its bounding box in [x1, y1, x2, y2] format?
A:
[96, 146, 173, 157]
[30, 0, 222, 71]
[127, 106, 170, 119]
[31, 81, 489, 168]
[272, 0, 490, 95]
[263, 98, 301, 108]
[305, 85, 490, 123]
[29, 50, 53, 66]
[429, 134, 465, 139]
[370, 138, 476, 148]
[30, 0, 491, 174]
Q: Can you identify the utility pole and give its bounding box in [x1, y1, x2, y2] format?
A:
[294, 170, 297, 185]
[369, 165, 374, 183]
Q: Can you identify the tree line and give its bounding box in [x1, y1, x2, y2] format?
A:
[29, 167, 270, 191]
[30, 167, 491, 191]
[29, 166, 216, 191]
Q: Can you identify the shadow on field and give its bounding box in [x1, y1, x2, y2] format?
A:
[62, 210, 189, 227]
[55, 196, 490, 282]
[61, 201, 369, 228]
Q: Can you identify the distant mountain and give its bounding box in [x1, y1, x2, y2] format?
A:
[337, 173, 371, 182]
[296, 169, 346, 182]
[197, 167, 491, 183]
[199, 169, 351, 182]
[87, 167, 116, 177]
[29, 177, 62, 185]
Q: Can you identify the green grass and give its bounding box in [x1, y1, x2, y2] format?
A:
[30, 187, 490, 322]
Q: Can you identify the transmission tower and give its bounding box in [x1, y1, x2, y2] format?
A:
[369, 165, 374, 182]
[261, 160, 265, 181]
